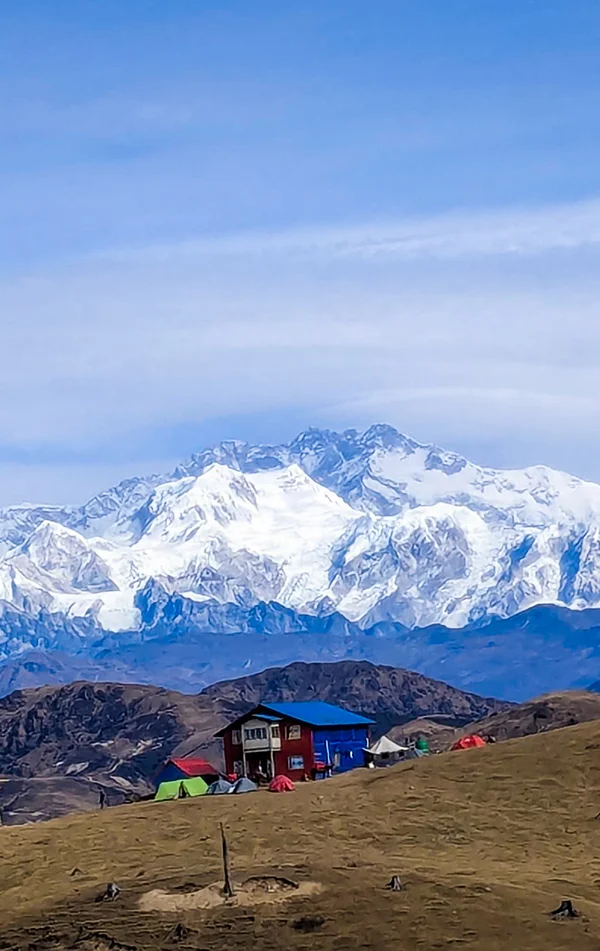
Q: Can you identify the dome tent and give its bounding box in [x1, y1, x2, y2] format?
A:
[231, 777, 258, 794]
[154, 777, 208, 801]
[269, 774, 295, 792]
[451, 735, 486, 751]
[206, 778, 233, 795]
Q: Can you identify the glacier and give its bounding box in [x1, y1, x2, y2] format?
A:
[1, 424, 600, 640]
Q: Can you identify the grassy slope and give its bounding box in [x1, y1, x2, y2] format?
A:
[391, 689, 600, 753]
[3, 720, 600, 949]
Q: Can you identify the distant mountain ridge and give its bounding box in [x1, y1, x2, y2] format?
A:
[0, 659, 506, 823]
[0, 425, 600, 698]
[0, 595, 599, 700]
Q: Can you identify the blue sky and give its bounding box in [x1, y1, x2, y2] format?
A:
[2, 0, 600, 504]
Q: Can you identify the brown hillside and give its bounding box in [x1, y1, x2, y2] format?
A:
[388, 715, 458, 749]
[0, 681, 223, 823]
[0, 680, 218, 788]
[391, 692, 600, 753]
[2, 721, 600, 950]
[458, 690, 600, 746]
[201, 659, 505, 733]
[0, 661, 505, 824]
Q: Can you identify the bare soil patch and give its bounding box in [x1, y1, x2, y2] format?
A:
[138, 875, 322, 912]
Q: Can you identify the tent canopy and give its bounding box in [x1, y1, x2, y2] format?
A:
[231, 777, 258, 794]
[364, 735, 407, 755]
[451, 734, 486, 751]
[155, 780, 182, 801]
[181, 777, 209, 796]
[154, 776, 208, 801]
[269, 774, 295, 792]
[206, 778, 233, 795]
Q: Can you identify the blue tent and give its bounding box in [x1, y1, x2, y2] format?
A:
[206, 778, 234, 795]
[231, 777, 258, 794]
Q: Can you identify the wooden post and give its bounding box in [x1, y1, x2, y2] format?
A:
[220, 822, 234, 897]
[268, 724, 275, 780]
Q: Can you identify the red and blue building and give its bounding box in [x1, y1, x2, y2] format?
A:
[216, 700, 374, 782]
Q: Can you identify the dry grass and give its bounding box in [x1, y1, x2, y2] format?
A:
[3, 719, 600, 950]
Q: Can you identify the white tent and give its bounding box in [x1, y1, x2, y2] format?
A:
[364, 735, 408, 756]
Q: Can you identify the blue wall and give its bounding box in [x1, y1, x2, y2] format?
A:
[312, 726, 369, 774]
[154, 763, 188, 788]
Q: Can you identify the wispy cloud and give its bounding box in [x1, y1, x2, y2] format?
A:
[3, 196, 600, 503]
[99, 197, 600, 263]
[334, 386, 600, 413]
[2, 1, 600, 506]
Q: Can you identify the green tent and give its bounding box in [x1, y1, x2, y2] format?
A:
[181, 777, 208, 797]
[154, 777, 208, 801]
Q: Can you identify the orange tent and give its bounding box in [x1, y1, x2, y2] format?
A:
[268, 774, 295, 792]
[451, 734, 486, 751]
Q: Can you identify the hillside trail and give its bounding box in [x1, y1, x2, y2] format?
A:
[1, 721, 600, 950]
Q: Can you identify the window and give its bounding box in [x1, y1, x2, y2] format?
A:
[287, 724, 301, 740]
[288, 755, 304, 770]
[271, 725, 280, 738]
[231, 729, 241, 745]
[244, 727, 267, 741]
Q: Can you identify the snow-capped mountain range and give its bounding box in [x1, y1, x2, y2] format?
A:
[1, 423, 600, 646]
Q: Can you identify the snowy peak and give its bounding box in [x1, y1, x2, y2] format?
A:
[144, 466, 260, 541]
[362, 433, 600, 528]
[129, 464, 362, 614]
[0, 504, 75, 559]
[141, 463, 356, 543]
[0, 426, 600, 644]
[9, 521, 116, 595]
[169, 424, 600, 527]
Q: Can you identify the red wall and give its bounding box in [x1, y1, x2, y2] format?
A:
[275, 721, 314, 780]
[223, 731, 243, 775]
[222, 718, 314, 780]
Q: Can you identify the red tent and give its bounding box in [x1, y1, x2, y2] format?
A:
[268, 774, 295, 792]
[451, 735, 486, 751]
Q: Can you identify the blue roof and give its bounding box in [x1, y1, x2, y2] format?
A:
[258, 701, 374, 728]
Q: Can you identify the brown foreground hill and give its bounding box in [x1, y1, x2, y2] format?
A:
[2, 720, 600, 950]
[0, 660, 505, 823]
